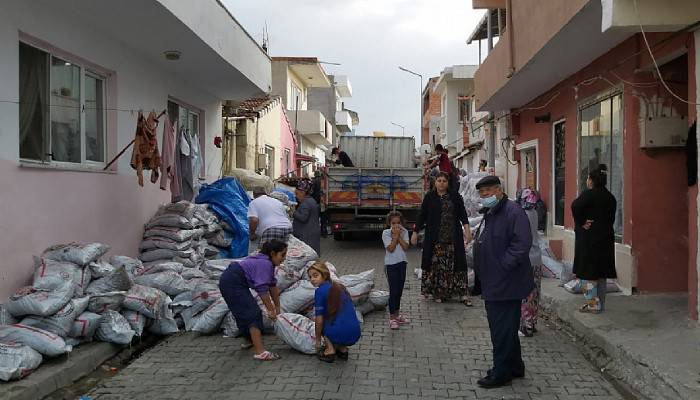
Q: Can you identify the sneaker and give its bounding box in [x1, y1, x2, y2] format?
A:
[395, 314, 410, 325]
[389, 319, 400, 330]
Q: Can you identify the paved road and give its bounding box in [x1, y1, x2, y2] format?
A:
[87, 236, 623, 400]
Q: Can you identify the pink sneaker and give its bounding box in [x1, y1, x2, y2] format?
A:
[388, 319, 400, 330]
[395, 315, 410, 325]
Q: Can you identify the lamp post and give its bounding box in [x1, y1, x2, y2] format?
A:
[398, 66, 423, 142]
[390, 122, 406, 137]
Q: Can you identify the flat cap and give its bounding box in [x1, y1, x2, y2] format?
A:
[475, 175, 501, 189]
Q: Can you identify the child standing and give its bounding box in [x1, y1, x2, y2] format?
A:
[382, 211, 410, 330]
[307, 261, 361, 363]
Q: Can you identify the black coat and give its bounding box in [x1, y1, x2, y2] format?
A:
[571, 187, 617, 280]
[416, 190, 469, 272]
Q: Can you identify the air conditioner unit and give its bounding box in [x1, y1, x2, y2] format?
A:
[639, 115, 688, 148]
[256, 153, 270, 170]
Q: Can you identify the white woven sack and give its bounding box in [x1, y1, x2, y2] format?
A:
[95, 310, 135, 345]
[274, 313, 316, 354]
[0, 324, 72, 357]
[0, 343, 43, 381]
[42, 242, 109, 266]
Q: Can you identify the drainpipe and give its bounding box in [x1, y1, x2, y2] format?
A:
[506, 0, 515, 78]
[255, 115, 260, 172]
[487, 8, 493, 52]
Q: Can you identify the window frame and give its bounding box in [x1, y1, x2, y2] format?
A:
[19, 38, 109, 169]
[576, 88, 624, 240]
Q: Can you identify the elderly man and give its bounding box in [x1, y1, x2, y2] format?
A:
[248, 187, 293, 247]
[473, 175, 534, 388]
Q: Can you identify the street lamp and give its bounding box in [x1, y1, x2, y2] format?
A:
[398, 66, 423, 143]
[391, 122, 406, 137]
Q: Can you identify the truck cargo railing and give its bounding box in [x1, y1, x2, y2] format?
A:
[324, 167, 426, 208]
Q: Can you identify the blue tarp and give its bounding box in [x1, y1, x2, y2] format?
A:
[195, 177, 250, 258]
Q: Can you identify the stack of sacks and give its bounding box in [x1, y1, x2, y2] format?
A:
[458, 172, 489, 217]
[0, 243, 110, 381]
[140, 201, 227, 269]
[0, 239, 228, 381]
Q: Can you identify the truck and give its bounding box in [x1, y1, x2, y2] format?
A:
[322, 136, 425, 240]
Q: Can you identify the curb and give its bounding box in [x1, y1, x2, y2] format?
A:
[540, 284, 696, 400]
[1, 342, 122, 400]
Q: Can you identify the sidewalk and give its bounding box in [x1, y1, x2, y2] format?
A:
[540, 278, 700, 400]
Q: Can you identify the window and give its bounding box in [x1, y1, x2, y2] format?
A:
[458, 97, 471, 123]
[19, 42, 106, 166]
[579, 93, 624, 237]
[289, 82, 303, 110]
[284, 149, 291, 176]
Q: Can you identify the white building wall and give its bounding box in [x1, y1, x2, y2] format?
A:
[0, 1, 252, 299]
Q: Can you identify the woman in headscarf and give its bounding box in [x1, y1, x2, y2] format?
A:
[410, 172, 472, 305]
[516, 188, 543, 336]
[571, 165, 617, 313]
[293, 180, 321, 255]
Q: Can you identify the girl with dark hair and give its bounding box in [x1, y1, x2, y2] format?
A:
[411, 172, 473, 305]
[382, 210, 410, 329]
[571, 164, 617, 313]
[307, 261, 361, 363]
[218, 239, 288, 360]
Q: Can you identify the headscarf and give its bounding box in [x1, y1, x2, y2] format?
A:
[296, 180, 312, 195]
[516, 188, 540, 210]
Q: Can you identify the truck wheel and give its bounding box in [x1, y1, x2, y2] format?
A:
[333, 232, 343, 241]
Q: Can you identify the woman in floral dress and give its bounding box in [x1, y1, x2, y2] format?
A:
[411, 172, 472, 305]
[516, 188, 543, 336]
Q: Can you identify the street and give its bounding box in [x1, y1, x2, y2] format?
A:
[85, 236, 623, 400]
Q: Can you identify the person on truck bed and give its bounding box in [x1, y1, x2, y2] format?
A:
[331, 147, 354, 167]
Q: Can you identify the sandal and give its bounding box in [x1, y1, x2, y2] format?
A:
[317, 350, 336, 363]
[463, 298, 473, 307]
[240, 341, 254, 350]
[336, 350, 349, 360]
[253, 351, 280, 361]
[579, 303, 601, 314]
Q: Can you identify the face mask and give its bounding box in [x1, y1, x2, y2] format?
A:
[481, 195, 498, 208]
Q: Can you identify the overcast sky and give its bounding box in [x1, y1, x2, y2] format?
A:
[223, 0, 484, 143]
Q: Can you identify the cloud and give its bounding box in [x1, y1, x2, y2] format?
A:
[223, 0, 484, 141]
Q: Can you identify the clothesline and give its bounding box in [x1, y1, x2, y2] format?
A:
[0, 99, 164, 115]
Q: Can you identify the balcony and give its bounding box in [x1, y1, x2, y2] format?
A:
[335, 110, 353, 133]
[293, 110, 332, 147]
[474, 0, 631, 111]
[334, 75, 353, 98]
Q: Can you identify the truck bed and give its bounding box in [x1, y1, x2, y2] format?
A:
[325, 167, 424, 208]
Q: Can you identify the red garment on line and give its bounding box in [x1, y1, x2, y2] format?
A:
[130, 111, 161, 186]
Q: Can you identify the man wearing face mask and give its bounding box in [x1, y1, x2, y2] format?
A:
[472, 175, 534, 388]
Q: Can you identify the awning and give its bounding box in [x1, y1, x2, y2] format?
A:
[296, 153, 316, 162]
[452, 141, 484, 160]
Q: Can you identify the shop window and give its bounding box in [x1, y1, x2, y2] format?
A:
[578, 93, 624, 238]
[19, 42, 106, 166]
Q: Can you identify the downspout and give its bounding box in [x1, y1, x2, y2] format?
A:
[255, 114, 260, 173]
[506, 0, 515, 78]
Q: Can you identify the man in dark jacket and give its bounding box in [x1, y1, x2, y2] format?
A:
[331, 147, 354, 167]
[473, 175, 534, 388]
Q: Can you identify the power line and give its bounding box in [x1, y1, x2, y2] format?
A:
[633, 0, 700, 106]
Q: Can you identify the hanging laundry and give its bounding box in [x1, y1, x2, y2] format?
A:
[177, 127, 195, 201]
[159, 116, 180, 197]
[190, 131, 202, 198]
[130, 111, 161, 186]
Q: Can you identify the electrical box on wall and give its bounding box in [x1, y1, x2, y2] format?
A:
[639, 116, 688, 148]
[256, 153, 269, 170]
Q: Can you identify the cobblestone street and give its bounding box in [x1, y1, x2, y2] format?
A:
[87, 237, 623, 400]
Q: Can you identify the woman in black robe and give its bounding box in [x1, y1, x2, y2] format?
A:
[571, 165, 617, 313]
